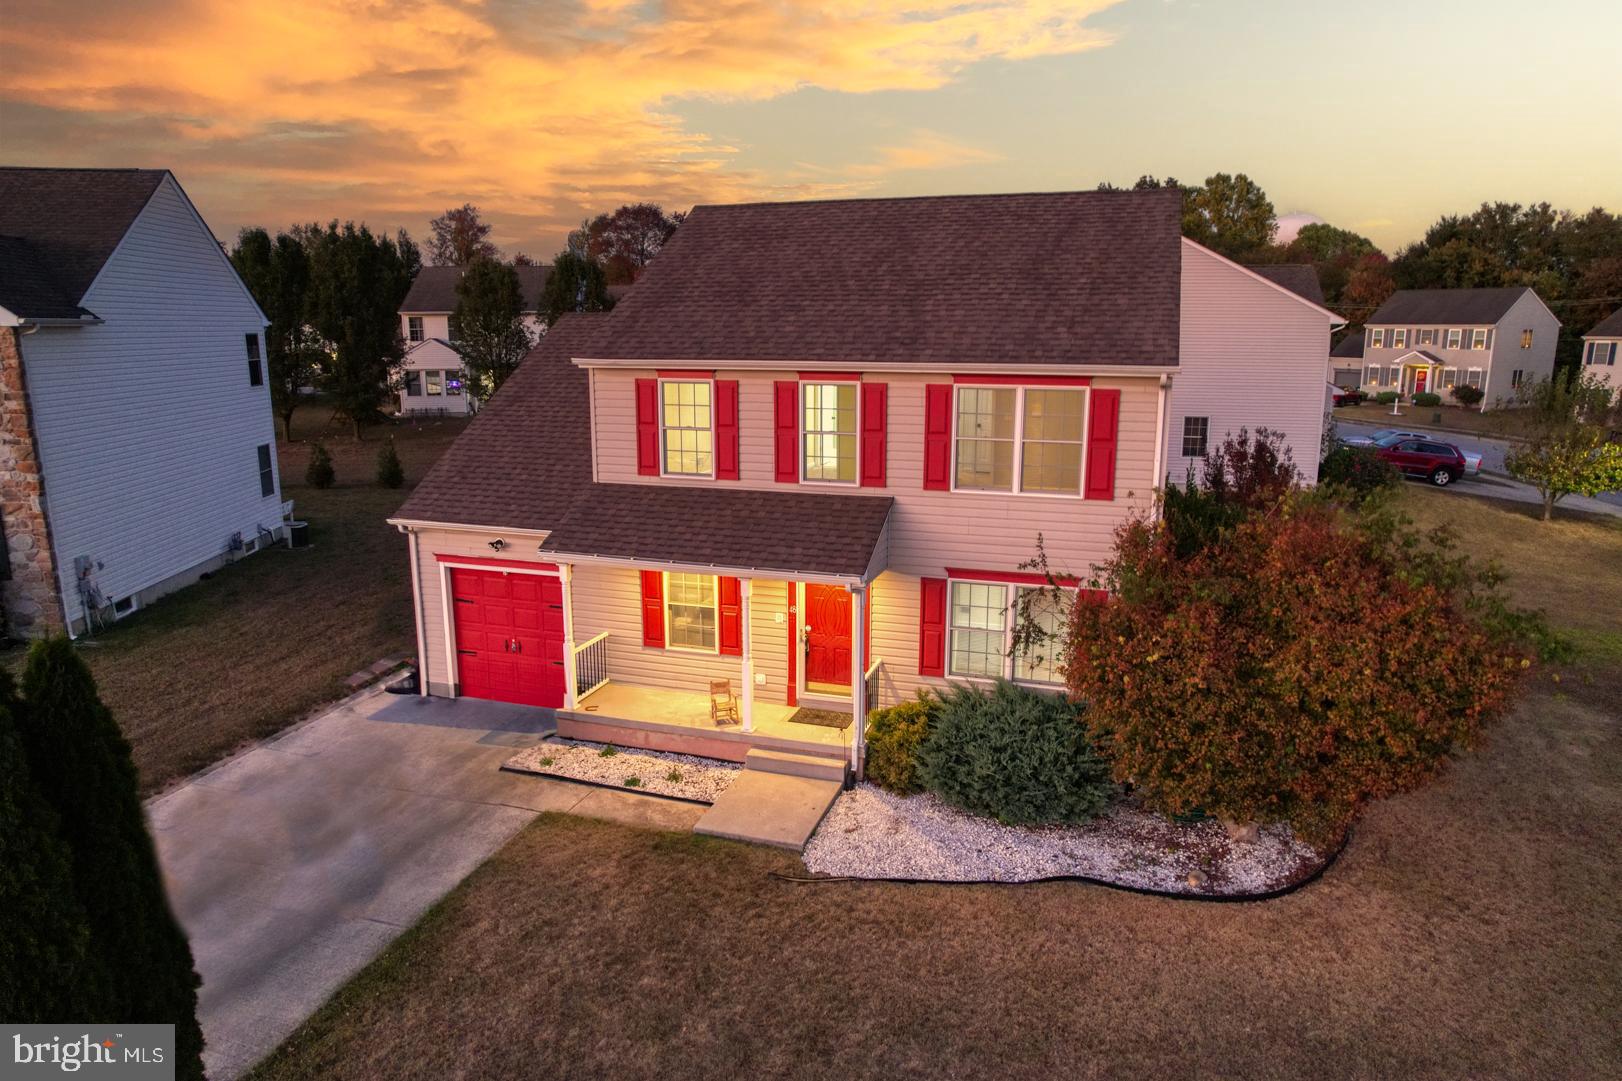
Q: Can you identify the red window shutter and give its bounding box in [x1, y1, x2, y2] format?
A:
[635, 378, 659, 476]
[774, 380, 799, 483]
[718, 576, 743, 656]
[860, 381, 887, 487]
[715, 380, 740, 480]
[923, 384, 952, 490]
[918, 577, 947, 677]
[1083, 388, 1121, 500]
[639, 571, 665, 648]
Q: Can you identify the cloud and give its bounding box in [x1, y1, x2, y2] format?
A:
[0, 0, 1121, 249]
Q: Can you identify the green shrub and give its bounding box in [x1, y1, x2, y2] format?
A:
[915, 681, 1114, 825]
[376, 437, 404, 488]
[305, 443, 335, 489]
[1319, 445, 1399, 500]
[864, 692, 938, 795]
[1375, 391, 1400, 405]
[1451, 384, 1484, 406]
[1412, 391, 1441, 407]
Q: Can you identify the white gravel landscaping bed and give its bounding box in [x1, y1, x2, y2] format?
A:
[504, 738, 740, 803]
[802, 784, 1324, 897]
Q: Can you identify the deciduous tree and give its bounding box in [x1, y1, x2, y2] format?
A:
[427, 203, 498, 267]
[1182, 172, 1277, 260]
[585, 203, 684, 283]
[1502, 372, 1622, 520]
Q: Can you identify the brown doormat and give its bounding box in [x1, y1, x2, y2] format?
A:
[787, 707, 853, 730]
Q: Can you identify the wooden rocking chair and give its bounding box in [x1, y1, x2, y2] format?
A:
[709, 679, 741, 727]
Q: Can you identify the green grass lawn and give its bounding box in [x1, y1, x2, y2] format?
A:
[246, 485, 1622, 1081]
[2, 406, 469, 796]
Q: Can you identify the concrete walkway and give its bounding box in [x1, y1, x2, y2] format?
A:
[150, 687, 702, 1080]
[695, 770, 843, 850]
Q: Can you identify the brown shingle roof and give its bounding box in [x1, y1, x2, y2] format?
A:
[401, 264, 549, 314]
[1367, 287, 1540, 326]
[1585, 307, 1622, 338]
[1331, 329, 1365, 358]
[1244, 263, 1324, 306]
[0, 167, 167, 320]
[587, 189, 1182, 367]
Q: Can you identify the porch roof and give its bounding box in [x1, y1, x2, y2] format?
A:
[1392, 349, 1447, 365]
[537, 484, 892, 580]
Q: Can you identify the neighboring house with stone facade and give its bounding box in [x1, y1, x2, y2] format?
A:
[0, 167, 283, 637]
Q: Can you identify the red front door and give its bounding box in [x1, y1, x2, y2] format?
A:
[451, 568, 565, 708]
[803, 583, 852, 688]
[1414, 368, 1428, 394]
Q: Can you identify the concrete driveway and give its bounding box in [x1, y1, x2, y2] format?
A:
[149, 687, 702, 1080]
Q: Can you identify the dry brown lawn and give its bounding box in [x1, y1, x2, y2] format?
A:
[248, 486, 1622, 1081]
[1337, 400, 1535, 440]
[2, 407, 469, 796]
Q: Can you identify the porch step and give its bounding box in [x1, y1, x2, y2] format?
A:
[744, 747, 848, 782]
[694, 770, 843, 851]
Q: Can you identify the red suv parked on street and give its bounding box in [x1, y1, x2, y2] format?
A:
[1372, 433, 1467, 486]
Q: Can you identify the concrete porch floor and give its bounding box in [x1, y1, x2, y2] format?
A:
[558, 681, 853, 762]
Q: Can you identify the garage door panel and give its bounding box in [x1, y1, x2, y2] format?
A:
[449, 567, 565, 708]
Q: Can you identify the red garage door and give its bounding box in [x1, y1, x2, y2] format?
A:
[450, 568, 565, 708]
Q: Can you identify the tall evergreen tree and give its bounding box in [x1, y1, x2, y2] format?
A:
[16, 639, 204, 1080]
[540, 247, 615, 326]
[453, 255, 536, 401]
[0, 670, 99, 1023]
[304, 221, 414, 438]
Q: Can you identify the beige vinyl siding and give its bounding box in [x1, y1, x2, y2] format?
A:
[1484, 291, 1560, 407]
[20, 174, 279, 625]
[1171, 242, 1333, 480]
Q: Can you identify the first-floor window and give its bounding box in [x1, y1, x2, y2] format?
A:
[665, 573, 717, 651]
[662, 379, 714, 476]
[1181, 415, 1208, 458]
[446, 370, 463, 396]
[426, 370, 443, 396]
[1466, 368, 1484, 388]
[1510, 369, 1526, 389]
[404, 370, 422, 395]
[256, 444, 274, 497]
[1589, 342, 1616, 366]
[1365, 365, 1380, 385]
[1013, 586, 1068, 685]
[1440, 368, 1458, 388]
[949, 581, 1006, 678]
[803, 382, 858, 483]
[1388, 366, 1401, 385]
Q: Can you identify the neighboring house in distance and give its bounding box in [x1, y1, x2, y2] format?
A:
[1329, 330, 1365, 388]
[389, 190, 1341, 777]
[0, 168, 283, 637]
[397, 264, 548, 415]
[1581, 307, 1621, 391]
[1356, 287, 1559, 408]
[1164, 260, 1341, 482]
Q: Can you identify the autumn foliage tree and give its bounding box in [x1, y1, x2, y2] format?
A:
[1067, 494, 1546, 847]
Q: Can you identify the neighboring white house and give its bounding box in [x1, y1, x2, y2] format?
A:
[1352, 287, 1560, 409]
[1329, 329, 1365, 388]
[0, 167, 284, 636]
[1581, 307, 1621, 391]
[397, 265, 548, 415]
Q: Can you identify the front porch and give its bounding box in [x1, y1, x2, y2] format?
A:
[556, 681, 854, 764]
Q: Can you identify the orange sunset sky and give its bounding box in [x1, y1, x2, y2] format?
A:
[2, 0, 1618, 256]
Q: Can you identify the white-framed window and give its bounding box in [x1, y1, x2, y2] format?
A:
[1181, 415, 1209, 458]
[1365, 365, 1380, 385]
[256, 443, 275, 498]
[664, 573, 718, 652]
[661, 379, 714, 477]
[1520, 329, 1533, 349]
[1440, 367, 1458, 388]
[426, 370, 443, 396]
[1388, 366, 1401, 384]
[1446, 328, 1462, 349]
[408, 316, 424, 342]
[404, 370, 422, 396]
[1417, 328, 1436, 346]
[802, 382, 858, 483]
[1588, 342, 1616, 366]
[1391, 329, 1407, 349]
[946, 579, 1075, 684]
[446, 370, 464, 396]
[1013, 586, 1068, 685]
[1471, 329, 1489, 350]
[1466, 368, 1484, 389]
[1369, 328, 1385, 348]
[954, 384, 1088, 495]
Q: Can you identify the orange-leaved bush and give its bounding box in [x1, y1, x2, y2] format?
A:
[1066, 495, 1537, 847]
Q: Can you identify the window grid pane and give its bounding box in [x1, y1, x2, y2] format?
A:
[1182, 416, 1208, 458]
[954, 388, 1016, 490]
[666, 573, 717, 650]
[949, 582, 1007, 678]
[802, 383, 857, 482]
[1013, 587, 1067, 684]
[1019, 389, 1084, 493]
[662, 381, 713, 475]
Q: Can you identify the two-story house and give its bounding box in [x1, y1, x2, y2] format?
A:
[1581, 307, 1621, 391]
[388, 190, 1341, 776]
[397, 264, 548, 415]
[1354, 287, 1559, 408]
[0, 168, 283, 637]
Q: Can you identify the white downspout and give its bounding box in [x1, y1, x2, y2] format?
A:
[405, 527, 428, 696]
[739, 577, 754, 732]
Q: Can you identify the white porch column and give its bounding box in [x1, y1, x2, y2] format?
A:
[560, 563, 577, 711]
[849, 583, 867, 778]
[739, 578, 754, 732]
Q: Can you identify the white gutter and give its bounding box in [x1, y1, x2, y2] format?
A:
[406, 527, 428, 696]
[386, 518, 552, 540]
[572, 357, 1179, 377]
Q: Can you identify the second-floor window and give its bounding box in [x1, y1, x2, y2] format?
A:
[1471, 329, 1489, 350]
[1520, 329, 1533, 349]
[803, 382, 857, 483]
[1369, 328, 1385, 348]
[661, 379, 713, 476]
[1391, 329, 1407, 349]
[1417, 329, 1437, 346]
[1181, 415, 1209, 458]
[1446, 329, 1462, 349]
[408, 316, 424, 342]
[954, 385, 1086, 494]
[1589, 342, 1617, 366]
[246, 333, 263, 386]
